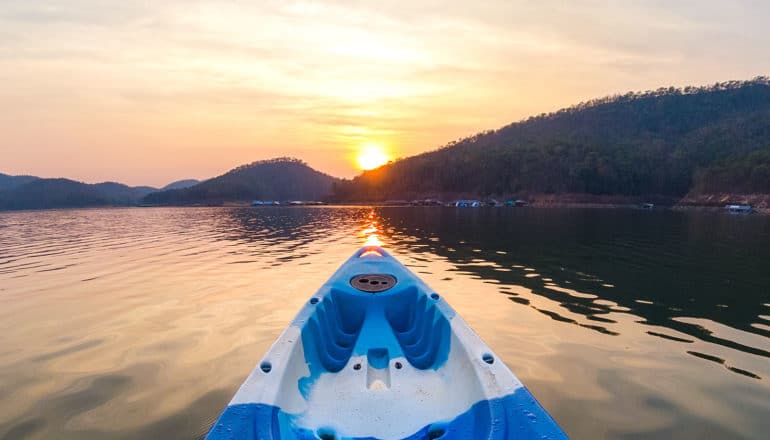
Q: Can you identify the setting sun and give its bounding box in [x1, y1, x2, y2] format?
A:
[356, 144, 390, 170]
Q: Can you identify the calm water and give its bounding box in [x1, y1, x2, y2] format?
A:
[1, 207, 769, 439]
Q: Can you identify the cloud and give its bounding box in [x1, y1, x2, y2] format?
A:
[1, 0, 769, 185]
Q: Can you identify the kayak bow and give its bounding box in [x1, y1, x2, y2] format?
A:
[206, 246, 567, 439]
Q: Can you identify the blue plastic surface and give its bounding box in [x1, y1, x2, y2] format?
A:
[205, 246, 568, 439]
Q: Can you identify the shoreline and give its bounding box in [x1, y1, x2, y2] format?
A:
[2, 202, 769, 215]
[2, 192, 769, 214]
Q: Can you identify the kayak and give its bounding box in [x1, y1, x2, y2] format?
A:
[205, 246, 567, 440]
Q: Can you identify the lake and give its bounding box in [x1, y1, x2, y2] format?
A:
[1, 206, 769, 439]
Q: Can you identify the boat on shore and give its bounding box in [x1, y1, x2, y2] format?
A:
[725, 204, 752, 213]
[205, 246, 567, 439]
[452, 200, 481, 207]
[506, 199, 529, 207]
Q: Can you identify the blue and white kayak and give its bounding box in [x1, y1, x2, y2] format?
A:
[206, 246, 567, 440]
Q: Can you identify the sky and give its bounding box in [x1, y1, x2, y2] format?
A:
[1, 0, 769, 186]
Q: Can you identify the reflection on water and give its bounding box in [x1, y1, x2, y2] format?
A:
[1, 207, 769, 439]
[377, 208, 770, 369]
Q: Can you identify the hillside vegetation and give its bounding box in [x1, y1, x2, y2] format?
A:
[143, 158, 337, 205]
[161, 179, 201, 191]
[332, 78, 770, 201]
[0, 178, 161, 210]
[692, 150, 770, 194]
[0, 179, 116, 210]
[0, 173, 39, 191]
[0, 159, 332, 210]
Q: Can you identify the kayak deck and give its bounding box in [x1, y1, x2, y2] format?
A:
[206, 246, 567, 439]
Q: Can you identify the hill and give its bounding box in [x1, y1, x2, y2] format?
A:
[0, 173, 39, 191]
[143, 158, 338, 205]
[0, 178, 115, 210]
[161, 179, 200, 191]
[93, 182, 158, 204]
[0, 177, 159, 211]
[332, 78, 770, 202]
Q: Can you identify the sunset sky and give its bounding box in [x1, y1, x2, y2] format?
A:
[2, 1, 769, 186]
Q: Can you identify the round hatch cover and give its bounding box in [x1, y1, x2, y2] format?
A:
[350, 274, 397, 293]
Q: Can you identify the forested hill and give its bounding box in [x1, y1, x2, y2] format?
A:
[0, 173, 39, 191]
[332, 78, 770, 201]
[0, 175, 205, 211]
[143, 158, 338, 205]
[161, 179, 201, 191]
[0, 178, 158, 210]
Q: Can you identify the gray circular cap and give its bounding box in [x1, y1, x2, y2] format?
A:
[350, 274, 397, 293]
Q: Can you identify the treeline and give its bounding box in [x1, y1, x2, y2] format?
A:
[144, 158, 338, 205]
[0, 173, 202, 211]
[333, 78, 770, 201]
[0, 158, 336, 210]
[0, 178, 156, 210]
[694, 150, 770, 194]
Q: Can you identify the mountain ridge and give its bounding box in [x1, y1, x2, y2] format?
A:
[161, 179, 201, 191]
[0, 159, 334, 210]
[332, 77, 770, 202]
[4, 78, 770, 210]
[0, 175, 193, 211]
[143, 158, 338, 205]
[0, 173, 40, 191]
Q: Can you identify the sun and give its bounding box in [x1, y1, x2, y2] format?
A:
[356, 144, 390, 170]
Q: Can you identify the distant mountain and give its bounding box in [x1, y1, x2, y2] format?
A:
[0, 173, 39, 191]
[92, 182, 158, 204]
[161, 179, 200, 191]
[0, 178, 114, 210]
[0, 159, 338, 210]
[0, 177, 158, 211]
[144, 158, 338, 205]
[333, 77, 770, 201]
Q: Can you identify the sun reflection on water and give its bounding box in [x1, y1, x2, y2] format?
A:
[1, 207, 769, 439]
[362, 210, 383, 247]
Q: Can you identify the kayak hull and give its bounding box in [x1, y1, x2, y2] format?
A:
[206, 247, 567, 440]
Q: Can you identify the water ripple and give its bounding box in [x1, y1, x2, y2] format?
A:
[0, 206, 769, 439]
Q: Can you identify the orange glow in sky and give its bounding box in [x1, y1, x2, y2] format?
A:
[1, 2, 769, 186]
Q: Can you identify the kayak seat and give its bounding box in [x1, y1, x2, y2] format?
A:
[385, 287, 450, 370]
[305, 289, 365, 372]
